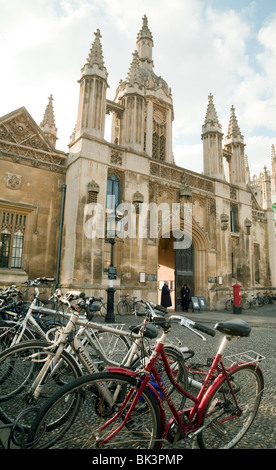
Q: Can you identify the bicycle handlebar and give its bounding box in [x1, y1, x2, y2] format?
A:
[193, 321, 216, 337]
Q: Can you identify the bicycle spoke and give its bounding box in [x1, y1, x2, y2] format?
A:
[27, 373, 161, 449]
[197, 365, 264, 449]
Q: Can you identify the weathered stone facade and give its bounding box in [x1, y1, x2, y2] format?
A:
[1, 16, 275, 309]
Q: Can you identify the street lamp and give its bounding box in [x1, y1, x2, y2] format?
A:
[105, 211, 121, 323]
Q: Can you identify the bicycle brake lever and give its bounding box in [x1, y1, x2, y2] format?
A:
[177, 317, 207, 341]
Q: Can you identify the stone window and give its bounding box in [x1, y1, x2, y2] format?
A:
[230, 204, 239, 233]
[103, 242, 112, 272]
[106, 173, 120, 210]
[0, 211, 26, 269]
[254, 244, 260, 284]
[87, 180, 99, 204]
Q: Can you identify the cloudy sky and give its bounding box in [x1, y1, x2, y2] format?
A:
[1, 0, 276, 178]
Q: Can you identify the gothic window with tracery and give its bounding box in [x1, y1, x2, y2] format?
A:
[0, 211, 26, 268]
[152, 108, 166, 160]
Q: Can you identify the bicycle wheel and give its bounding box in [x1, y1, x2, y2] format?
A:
[27, 372, 162, 449]
[241, 298, 250, 310]
[251, 297, 259, 308]
[225, 299, 233, 311]
[157, 347, 188, 409]
[117, 300, 129, 315]
[99, 303, 106, 316]
[0, 320, 35, 352]
[197, 364, 264, 449]
[95, 331, 131, 363]
[131, 346, 188, 410]
[0, 340, 82, 429]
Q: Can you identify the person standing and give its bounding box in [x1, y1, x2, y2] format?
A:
[181, 283, 190, 312]
[161, 281, 172, 308]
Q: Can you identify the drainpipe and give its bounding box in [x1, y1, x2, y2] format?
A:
[54, 184, 66, 291]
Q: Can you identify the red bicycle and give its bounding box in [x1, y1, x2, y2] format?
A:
[26, 311, 265, 449]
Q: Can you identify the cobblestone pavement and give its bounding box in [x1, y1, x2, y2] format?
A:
[1, 303, 275, 450]
[115, 303, 276, 450]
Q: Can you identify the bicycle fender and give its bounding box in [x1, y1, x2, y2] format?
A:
[106, 366, 136, 376]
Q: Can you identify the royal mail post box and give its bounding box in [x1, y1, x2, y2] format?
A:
[233, 283, 242, 314]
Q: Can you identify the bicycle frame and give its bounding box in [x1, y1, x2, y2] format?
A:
[96, 319, 264, 448]
[1, 293, 63, 346]
[24, 302, 162, 404]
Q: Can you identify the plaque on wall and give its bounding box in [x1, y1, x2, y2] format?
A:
[108, 266, 117, 279]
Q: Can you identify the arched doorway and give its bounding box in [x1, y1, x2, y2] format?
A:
[158, 231, 194, 309]
[175, 242, 194, 309]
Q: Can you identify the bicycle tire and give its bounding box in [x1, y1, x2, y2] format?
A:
[88, 330, 131, 366]
[99, 303, 106, 316]
[27, 372, 162, 449]
[251, 298, 259, 308]
[0, 340, 83, 429]
[197, 364, 264, 449]
[0, 320, 35, 352]
[225, 299, 233, 311]
[241, 299, 250, 310]
[117, 300, 129, 315]
[130, 345, 188, 410]
[134, 301, 146, 314]
[154, 346, 189, 409]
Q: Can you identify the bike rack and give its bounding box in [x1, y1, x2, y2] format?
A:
[224, 350, 266, 366]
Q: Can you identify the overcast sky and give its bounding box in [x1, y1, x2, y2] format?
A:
[1, 0, 276, 178]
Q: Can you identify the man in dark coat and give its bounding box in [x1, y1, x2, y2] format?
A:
[161, 281, 172, 308]
[181, 283, 190, 312]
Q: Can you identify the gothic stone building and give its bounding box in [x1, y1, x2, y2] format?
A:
[1, 16, 276, 310]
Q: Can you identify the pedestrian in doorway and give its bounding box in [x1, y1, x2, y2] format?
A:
[161, 281, 172, 308]
[181, 283, 190, 312]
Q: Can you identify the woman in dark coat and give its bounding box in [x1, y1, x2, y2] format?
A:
[161, 281, 172, 308]
[181, 283, 190, 312]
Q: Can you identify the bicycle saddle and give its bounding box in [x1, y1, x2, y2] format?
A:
[129, 323, 159, 339]
[214, 319, 251, 337]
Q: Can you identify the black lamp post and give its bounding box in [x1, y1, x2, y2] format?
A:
[105, 212, 121, 323]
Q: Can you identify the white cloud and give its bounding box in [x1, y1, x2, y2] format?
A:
[0, 0, 275, 176]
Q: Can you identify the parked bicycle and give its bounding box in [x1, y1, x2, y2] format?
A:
[0, 298, 188, 447]
[117, 294, 145, 315]
[25, 312, 264, 450]
[0, 278, 65, 349]
[0, 278, 67, 350]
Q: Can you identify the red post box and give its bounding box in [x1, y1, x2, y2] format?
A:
[233, 283, 242, 314]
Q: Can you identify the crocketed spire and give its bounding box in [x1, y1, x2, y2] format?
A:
[40, 94, 56, 128]
[86, 29, 105, 69]
[127, 51, 142, 84]
[122, 16, 170, 95]
[40, 94, 58, 147]
[136, 14, 153, 42]
[204, 93, 220, 126]
[226, 105, 243, 139]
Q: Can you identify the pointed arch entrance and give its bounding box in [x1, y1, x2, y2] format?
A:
[157, 223, 209, 309]
[157, 232, 194, 309]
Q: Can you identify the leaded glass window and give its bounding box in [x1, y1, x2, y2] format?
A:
[0, 210, 26, 269]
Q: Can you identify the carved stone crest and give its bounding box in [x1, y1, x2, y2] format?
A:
[6, 173, 22, 190]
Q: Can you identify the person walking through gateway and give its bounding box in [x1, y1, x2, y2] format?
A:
[181, 283, 190, 312]
[161, 281, 172, 308]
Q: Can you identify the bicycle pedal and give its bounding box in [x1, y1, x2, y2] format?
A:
[210, 419, 227, 437]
